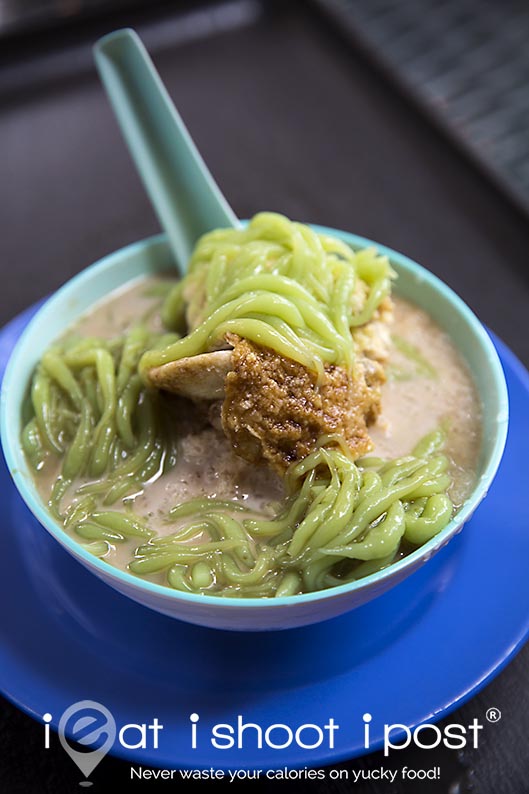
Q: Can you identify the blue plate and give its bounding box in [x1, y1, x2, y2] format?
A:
[1, 305, 528, 771]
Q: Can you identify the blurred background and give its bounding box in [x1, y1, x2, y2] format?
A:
[4, 0, 529, 211]
[1, 2, 529, 793]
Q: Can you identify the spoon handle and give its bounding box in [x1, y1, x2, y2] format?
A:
[94, 28, 239, 269]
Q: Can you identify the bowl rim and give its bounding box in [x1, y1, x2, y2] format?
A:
[0, 226, 509, 610]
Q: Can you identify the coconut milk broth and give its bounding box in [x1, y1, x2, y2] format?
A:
[33, 277, 481, 572]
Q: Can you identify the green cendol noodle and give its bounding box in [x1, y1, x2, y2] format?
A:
[140, 212, 395, 378]
[21, 213, 459, 597]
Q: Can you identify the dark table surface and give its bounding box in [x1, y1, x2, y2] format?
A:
[1, 2, 528, 792]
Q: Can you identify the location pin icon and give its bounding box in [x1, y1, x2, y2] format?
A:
[58, 700, 116, 783]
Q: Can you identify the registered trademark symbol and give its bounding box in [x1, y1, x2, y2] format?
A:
[486, 708, 502, 723]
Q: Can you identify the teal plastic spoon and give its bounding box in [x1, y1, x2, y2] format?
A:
[93, 28, 239, 269]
